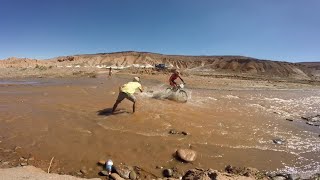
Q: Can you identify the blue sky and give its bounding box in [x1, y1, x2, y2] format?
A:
[0, 0, 319, 62]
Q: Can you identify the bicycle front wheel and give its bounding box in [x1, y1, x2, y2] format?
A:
[177, 90, 188, 103]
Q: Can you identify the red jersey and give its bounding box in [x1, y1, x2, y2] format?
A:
[169, 73, 179, 86]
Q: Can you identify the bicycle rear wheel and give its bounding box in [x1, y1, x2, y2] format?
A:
[177, 90, 188, 103]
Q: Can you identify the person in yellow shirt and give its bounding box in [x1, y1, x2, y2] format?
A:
[112, 77, 143, 113]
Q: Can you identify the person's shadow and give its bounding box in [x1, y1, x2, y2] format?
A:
[97, 108, 129, 116]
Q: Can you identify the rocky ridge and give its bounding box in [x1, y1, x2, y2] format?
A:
[1, 51, 319, 80]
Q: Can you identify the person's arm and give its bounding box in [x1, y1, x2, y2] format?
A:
[179, 76, 185, 84]
[139, 85, 143, 92]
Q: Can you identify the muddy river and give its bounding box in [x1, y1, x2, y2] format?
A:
[0, 76, 319, 178]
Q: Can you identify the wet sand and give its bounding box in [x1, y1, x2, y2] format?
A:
[0, 75, 319, 178]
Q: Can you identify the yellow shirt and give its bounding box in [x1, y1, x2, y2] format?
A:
[120, 82, 142, 95]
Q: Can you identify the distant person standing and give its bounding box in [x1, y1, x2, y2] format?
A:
[108, 67, 113, 77]
[112, 77, 143, 113]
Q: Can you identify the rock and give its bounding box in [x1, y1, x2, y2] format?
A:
[80, 168, 88, 175]
[181, 131, 189, 135]
[163, 169, 173, 177]
[183, 168, 217, 180]
[28, 157, 35, 161]
[156, 166, 163, 169]
[20, 162, 28, 166]
[114, 165, 133, 179]
[2, 161, 9, 165]
[110, 173, 125, 180]
[14, 146, 22, 151]
[98, 160, 106, 166]
[169, 129, 178, 134]
[307, 122, 314, 126]
[176, 148, 197, 162]
[99, 170, 109, 176]
[272, 176, 286, 180]
[272, 139, 286, 145]
[285, 118, 294, 121]
[129, 170, 137, 180]
[225, 165, 259, 177]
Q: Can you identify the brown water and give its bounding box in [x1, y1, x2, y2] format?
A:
[0, 77, 319, 178]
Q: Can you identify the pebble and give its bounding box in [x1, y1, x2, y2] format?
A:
[306, 122, 314, 126]
[110, 173, 125, 180]
[20, 162, 28, 166]
[285, 118, 293, 121]
[114, 165, 133, 179]
[129, 170, 137, 180]
[80, 168, 88, 175]
[176, 148, 197, 162]
[272, 176, 286, 180]
[181, 131, 189, 135]
[156, 166, 163, 169]
[272, 139, 285, 145]
[99, 170, 109, 176]
[98, 160, 106, 166]
[169, 129, 178, 134]
[28, 157, 35, 161]
[163, 169, 173, 177]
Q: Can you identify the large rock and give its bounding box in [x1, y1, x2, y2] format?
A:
[182, 168, 217, 180]
[114, 165, 133, 179]
[176, 149, 197, 162]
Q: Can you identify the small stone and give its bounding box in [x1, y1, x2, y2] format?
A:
[307, 122, 314, 126]
[20, 162, 28, 166]
[28, 157, 35, 161]
[99, 170, 109, 176]
[2, 161, 9, 165]
[272, 139, 285, 145]
[285, 118, 293, 122]
[272, 176, 286, 180]
[19, 157, 25, 161]
[114, 165, 133, 179]
[169, 129, 178, 134]
[3, 149, 12, 153]
[129, 171, 137, 180]
[163, 169, 173, 177]
[176, 148, 197, 162]
[14, 146, 21, 151]
[156, 166, 163, 169]
[98, 160, 106, 166]
[181, 131, 189, 135]
[80, 168, 88, 175]
[110, 173, 125, 180]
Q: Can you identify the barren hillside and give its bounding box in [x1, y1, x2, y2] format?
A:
[0, 51, 318, 80]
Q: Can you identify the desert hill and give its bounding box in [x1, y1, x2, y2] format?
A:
[0, 51, 318, 80]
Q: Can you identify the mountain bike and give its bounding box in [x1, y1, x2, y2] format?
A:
[165, 83, 188, 103]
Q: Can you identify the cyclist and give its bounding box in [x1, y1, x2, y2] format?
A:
[169, 69, 185, 90]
